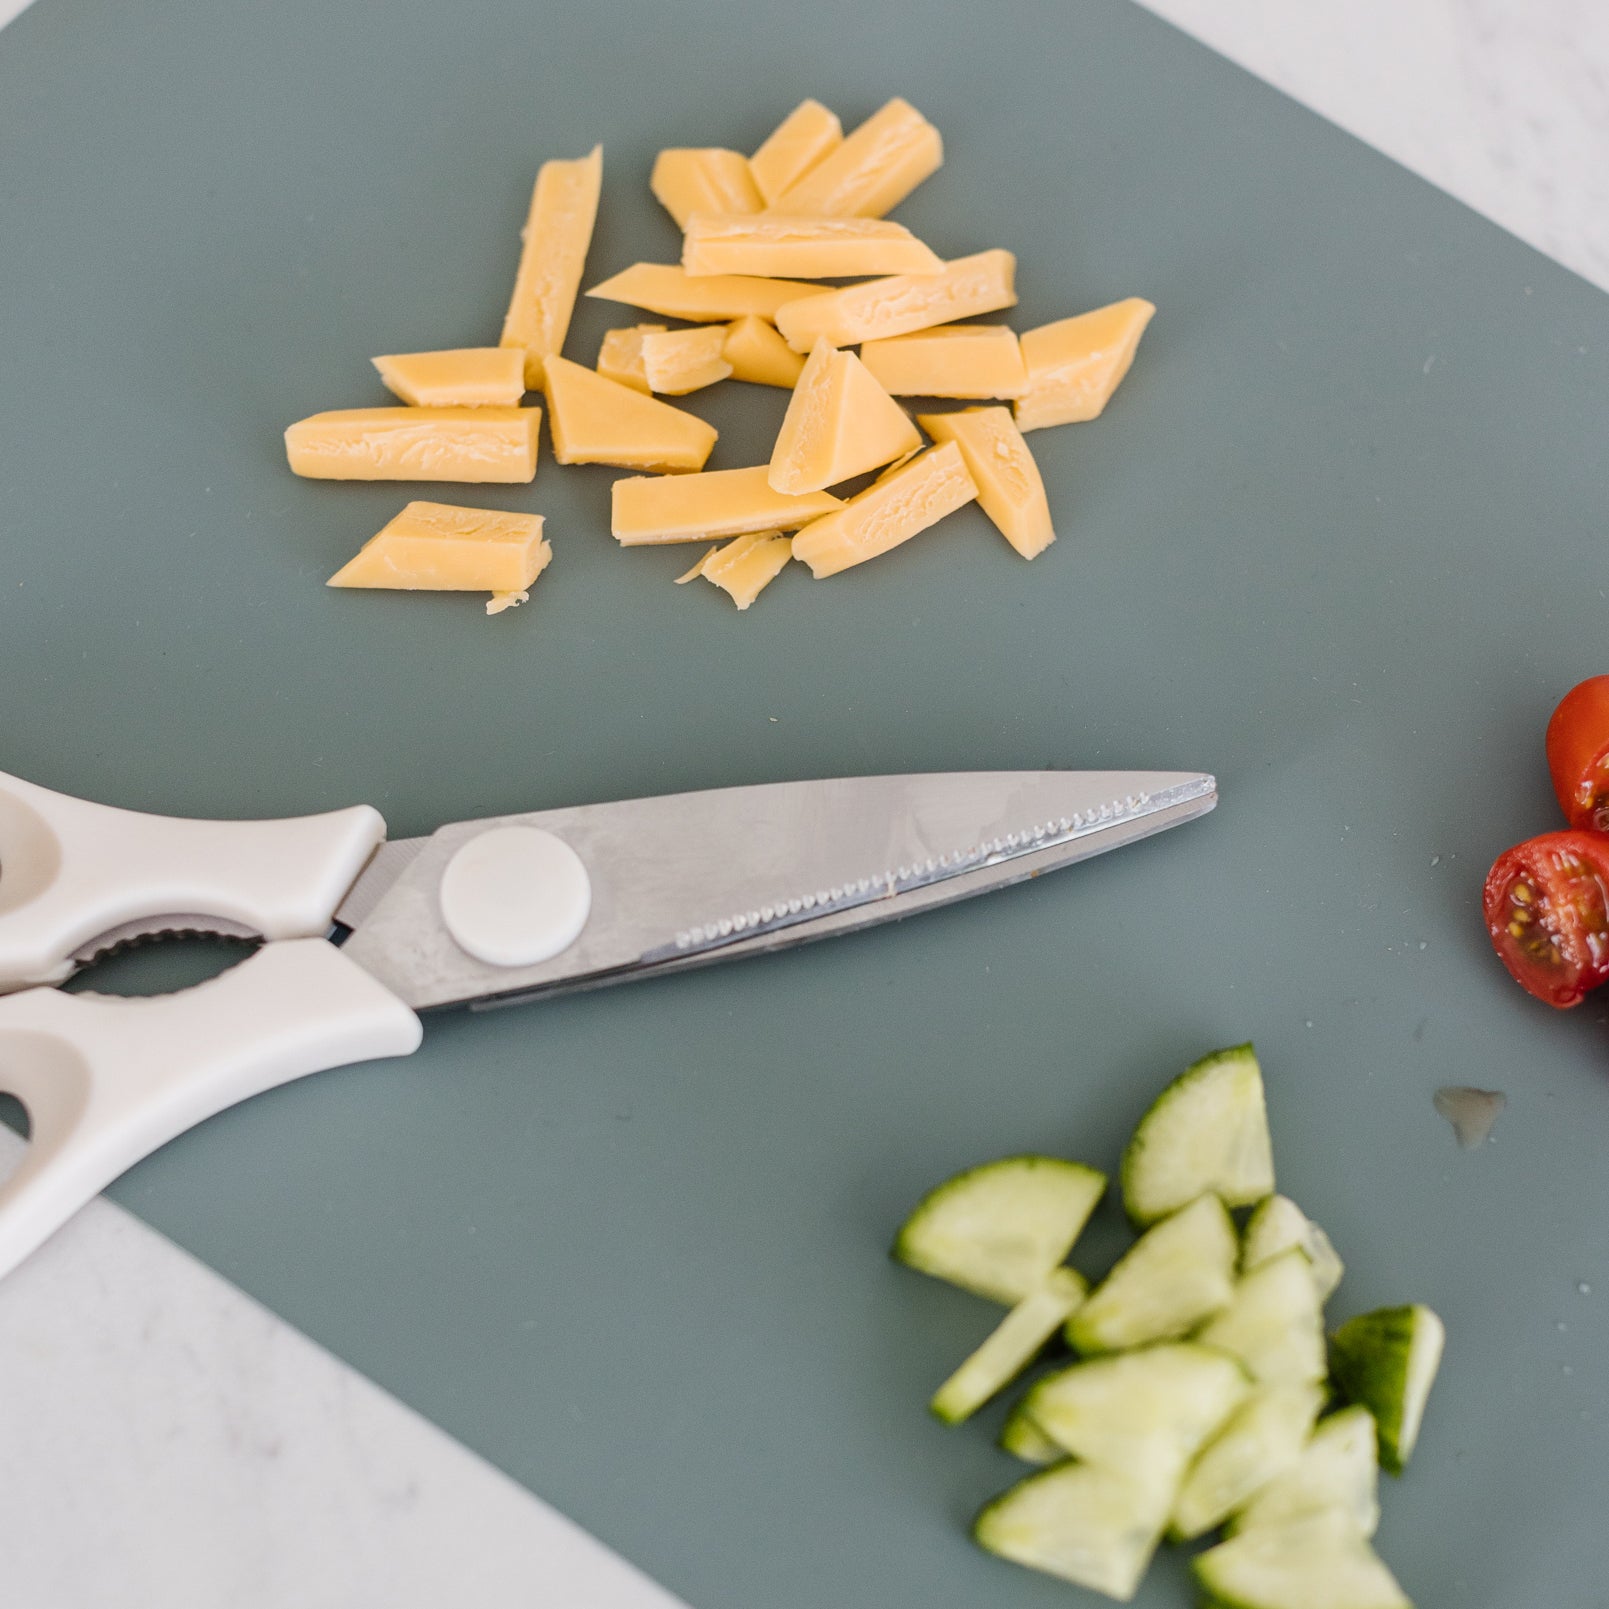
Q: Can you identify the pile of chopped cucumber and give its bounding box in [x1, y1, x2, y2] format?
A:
[894, 1043, 1445, 1606]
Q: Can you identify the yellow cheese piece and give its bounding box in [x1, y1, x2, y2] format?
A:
[674, 530, 793, 609]
[918, 407, 1054, 559]
[682, 214, 943, 279]
[791, 441, 977, 578]
[587, 262, 825, 323]
[612, 465, 843, 546]
[768, 338, 920, 494]
[1015, 297, 1156, 432]
[639, 326, 733, 395]
[500, 145, 603, 390]
[770, 97, 942, 219]
[722, 315, 807, 388]
[543, 355, 717, 472]
[486, 589, 530, 616]
[650, 148, 763, 230]
[859, 324, 1028, 399]
[284, 408, 540, 482]
[775, 250, 1017, 352]
[749, 99, 843, 207]
[596, 324, 668, 393]
[371, 348, 526, 407]
[328, 502, 551, 593]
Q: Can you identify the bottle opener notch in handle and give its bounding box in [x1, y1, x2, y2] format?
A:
[0, 769, 387, 991]
[0, 939, 422, 1281]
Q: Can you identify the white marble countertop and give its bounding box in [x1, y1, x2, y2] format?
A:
[1, 3, 1604, 1604]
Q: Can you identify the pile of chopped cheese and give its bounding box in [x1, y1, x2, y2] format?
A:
[285, 98, 1154, 615]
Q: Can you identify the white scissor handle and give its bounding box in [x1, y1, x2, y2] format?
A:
[0, 768, 386, 990]
[0, 939, 422, 1280]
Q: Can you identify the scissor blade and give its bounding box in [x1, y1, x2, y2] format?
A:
[337, 771, 1215, 1011]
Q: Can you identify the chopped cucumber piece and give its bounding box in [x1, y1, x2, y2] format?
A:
[1023, 1342, 1250, 1481]
[1230, 1405, 1381, 1539]
[1170, 1382, 1325, 1540]
[931, 1268, 1087, 1424]
[1244, 1194, 1344, 1301]
[1068, 1192, 1237, 1354]
[1122, 1044, 1275, 1225]
[974, 1460, 1172, 1602]
[1329, 1304, 1445, 1474]
[999, 1402, 1063, 1465]
[893, 1155, 1106, 1304]
[1197, 1248, 1326, 1385]
[1193, 1511, 1412, 1609]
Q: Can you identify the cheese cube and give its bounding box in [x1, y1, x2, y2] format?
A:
[723, 315, 807, 388]
[768, 338, 920, 494]
[791, 442, 977, 578]
[371, 348, 526, 407]
[859, 324, 1028, 399]
[597, 324, 669, 393]
[587, 262, 826, 323]
[639, 326, 733, 395]
[284, 408, 540, 482]
[612, 465, 843, 545]
[749, 100, 843, 207]
[675, 530, 793, 609]
[918, 407, 1054, 559]
[544, 355, 716, 472]
[650, 148, 763, 230]
[770, 97, 942, 219]
[1015, 298, 1156, 431]
[682, 214, 943, 279]
[775, 251, 1017, 352]
[499, 146, 603, 390]
[328, 502, 551, 594]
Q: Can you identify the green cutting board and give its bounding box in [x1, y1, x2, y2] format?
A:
[2, 0, 1607, 1603]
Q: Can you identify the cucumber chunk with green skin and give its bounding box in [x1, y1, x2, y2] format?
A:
[1229, 1405, 1381, 1539]
[1170, 1382, 1325, 1540]
[1067, 1192, 1237, 1354]
[1329, 1304, 1445, 1474]
[1122, 1045, 1275, 1225]
[1193, 1511, 1412, 1609]
[974, 1460, 1173, 1602]
[893, 1156, 1106, 1304]
[999, 1402, 1064, 1465]
[1244, 1194, 1345, 1302]
[1023, 1342, 1251, 1482]
[931, 1268, 1087, 1424]
[1197, 1248, 1327, 1386]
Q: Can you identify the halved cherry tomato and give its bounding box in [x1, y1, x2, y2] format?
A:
[1546, 675, 1609, 831]
[1484, 831, 1609, 1007]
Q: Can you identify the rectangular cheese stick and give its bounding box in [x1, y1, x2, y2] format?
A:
[500, 145, 603, 390]
[587, 262, 826, 323]
[1015, 298, 1156, 431]
[774, 250, 1017, 352]
[749, 100, 843, 206]
[638, 326, 733, 394]
[328, 503, 550, 593]
[612, 465, 842, 545]
[682, 214, 943, 279]
[650, 148, 763, 229]
[674, 530, 793, 609]
[371, 349, 526, 407]
[918, 407, 1054, 559]
[770, 97, 942, 219]
[596, 324, 669, 393]
[544, 355, 716, 472]
[859, 324, 1028, 399]
[722, 315, 806, 387]
[791, 441, 977, 578]
[284, 408, 541, 482]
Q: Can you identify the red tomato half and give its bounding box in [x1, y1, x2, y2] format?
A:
[1484, 831, 1609, 1007]
[1546, 675, 1609, 831]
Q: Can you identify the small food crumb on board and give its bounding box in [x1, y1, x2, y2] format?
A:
[1432, 1085, 1506, 1149]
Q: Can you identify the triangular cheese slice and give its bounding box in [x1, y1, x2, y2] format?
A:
[768, 339, 920, 494]
[918, 407, 1054, 559]
[722, 315, 806, 389]
[1015, 298, 1155, 431]
[543, 355, 716, 472]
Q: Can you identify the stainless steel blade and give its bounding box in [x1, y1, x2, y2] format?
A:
[337, 771, 1215, 1011]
